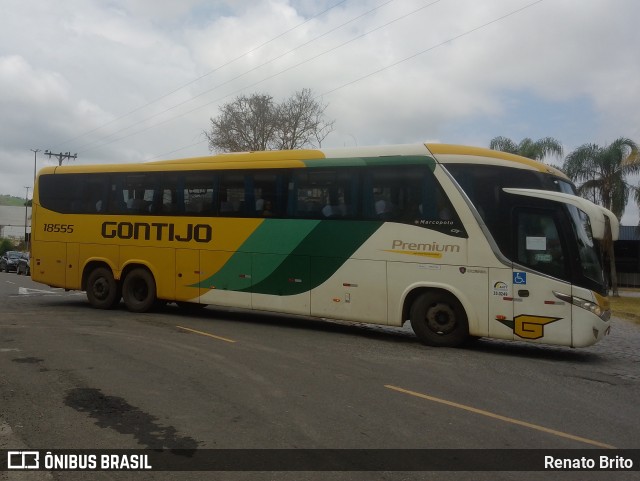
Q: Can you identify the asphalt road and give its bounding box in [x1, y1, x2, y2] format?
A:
[1, 271, 639, 481]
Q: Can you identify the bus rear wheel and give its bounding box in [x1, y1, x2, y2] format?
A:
[86, 267, 120, 309]
[123, 268, 156, 313]
[410, 291, 469, 347]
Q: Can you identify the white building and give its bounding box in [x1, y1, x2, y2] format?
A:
[0, 205, 32, 241]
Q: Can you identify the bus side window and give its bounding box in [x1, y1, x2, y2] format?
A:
[46, 175, 105, 214]
[363, 166, 464, 235]
[218, 172, 245, 216]
[183, 172, 215, 215]
[87, 181, 108, 213]
[108, 181, 127, 213]
[366, 166, 427, 222]
[159, 188, 178, 214]
[251, 172, 283, 217]
[118, 175, 157, 215]
[291, 170, 355, 219]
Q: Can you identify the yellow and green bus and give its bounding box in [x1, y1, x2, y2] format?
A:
[31, 143, 618, 347]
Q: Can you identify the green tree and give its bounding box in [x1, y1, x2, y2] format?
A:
[563, 138, 640, 218]
[0, 238, 14, 255]
[563, 137, 640, 295]
[489, 136, 564, 161]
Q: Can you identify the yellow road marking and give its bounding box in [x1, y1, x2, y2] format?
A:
[385, 385, 615, 449]
[176, 325, 236, 343]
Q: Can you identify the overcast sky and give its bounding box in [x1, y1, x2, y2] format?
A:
[2, 0, 639, 224]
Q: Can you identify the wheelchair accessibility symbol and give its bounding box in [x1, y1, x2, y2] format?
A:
[513, 272, 527, 285]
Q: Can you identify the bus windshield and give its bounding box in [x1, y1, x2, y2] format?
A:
[567, 205, 605, 286]
[444, 163, 607, 291]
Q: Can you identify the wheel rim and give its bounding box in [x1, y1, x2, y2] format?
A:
[425, 302, 457, 335]
[92, 277, 110, 300]
[130, 277, 148, 302]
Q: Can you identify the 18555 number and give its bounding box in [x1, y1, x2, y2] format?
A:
[43, 223, 74, 233]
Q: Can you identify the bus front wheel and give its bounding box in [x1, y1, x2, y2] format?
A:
[410, 291, 469, 347]
[86, 267, 120, 309]
[123, 268, 156, 313]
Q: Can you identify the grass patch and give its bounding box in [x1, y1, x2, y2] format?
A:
[611, 292, 640, 324]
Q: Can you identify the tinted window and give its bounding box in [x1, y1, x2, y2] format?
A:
[363, 166, 466, 237]
[515, 209, 568, 280]
[183, 172, 215, 215]
[114, 174, 157, 214]
[40, 174, 108, 214]
[218, 172, 246, 216]
[291, 170, 356, 219]
[445, 164, 573, 254]
[39, 166, 465, 238]
[567, 206, 605, 285]
[252, 172, 285, 217]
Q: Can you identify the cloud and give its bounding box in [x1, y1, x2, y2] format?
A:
[0, 0, 639, 223]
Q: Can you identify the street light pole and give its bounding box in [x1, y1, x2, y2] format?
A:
[28, 149, 39, 251]
[30, 148, 40, 183]
[24, 186, 30, 247]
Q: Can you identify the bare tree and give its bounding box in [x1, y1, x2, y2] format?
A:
[275, 89, 335, 150]
[205, 94, 277, 152]
[205, 89, 334, 152]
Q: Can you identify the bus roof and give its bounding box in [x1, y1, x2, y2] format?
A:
[37, 142, 568, 180]
[38, 144, 434, 175]
[425, 143, 568, 179]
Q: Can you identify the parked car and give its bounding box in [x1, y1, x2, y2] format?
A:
[16, 252, 30, 276]
[0, 251, 23, 273]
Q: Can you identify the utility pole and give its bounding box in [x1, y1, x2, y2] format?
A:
[24, 186, 30, 248]
[44, 150, 77, 166]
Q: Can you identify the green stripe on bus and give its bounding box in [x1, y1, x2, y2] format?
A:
[195, 220, 318, 291]
[194, 220, 383, 296]
[249, 220, 383, 296]
[302, 155, 436, 169]
[238, 219, 320, 255]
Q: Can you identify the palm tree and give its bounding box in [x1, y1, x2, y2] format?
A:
[563, 137, 640, 295]
[563, 138, 640, 218]
[489, 136, 564, 162]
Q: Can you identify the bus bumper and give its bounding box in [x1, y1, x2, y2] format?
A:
[572, 314, 611, 348]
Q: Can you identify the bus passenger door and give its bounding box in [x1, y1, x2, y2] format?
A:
[488, 267, 514, 340]
[176, 249, 200, 303]
[511, 209, 572, 345]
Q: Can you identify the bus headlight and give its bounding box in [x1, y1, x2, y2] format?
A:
[553, 292, 610, 321]
[573, 296, 601, 316]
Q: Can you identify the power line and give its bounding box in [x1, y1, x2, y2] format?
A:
[78, 0, 439, 155]
[74, 0, 546, 162]
[321, 0, 545, 97]
[146, 0, 546, 161]
[55, 0, 348, 151]
[144, 139, 208, 162]
[73, 0, 399, 154]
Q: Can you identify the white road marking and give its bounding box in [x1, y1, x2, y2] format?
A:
[18, 287, 63, 296]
